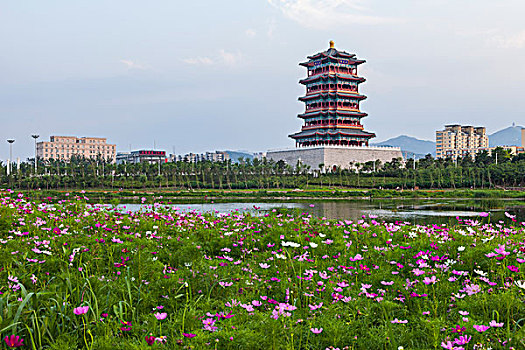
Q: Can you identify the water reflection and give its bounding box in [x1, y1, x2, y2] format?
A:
[116, 199, 525, 224]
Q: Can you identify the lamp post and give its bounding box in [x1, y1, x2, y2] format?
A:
[31, 134, 39, 173]
[7, 139, 14, 174]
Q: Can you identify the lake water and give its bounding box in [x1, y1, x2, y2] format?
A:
[115, 199, 525, 224]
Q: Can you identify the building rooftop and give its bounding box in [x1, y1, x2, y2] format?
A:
[300, 41, 365, 67]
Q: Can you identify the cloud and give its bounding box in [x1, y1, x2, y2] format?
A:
[488, 30, 525, 49]
[183, 50, 244, 66]
[120, 59, 147, 70]
[457, 28, 525, 49]
[219, 49, 243, 65]
[245, 28, 257, 38]
[267, 0, 400, 28]
[182, 57, 215, 65]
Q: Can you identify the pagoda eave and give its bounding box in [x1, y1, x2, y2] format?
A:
[300, 59, 365, 67]
[299, 92, 367, 101]
[298, 110, 368, 119]
[289, 129, 376, 140]
[299, 74, 366, 84]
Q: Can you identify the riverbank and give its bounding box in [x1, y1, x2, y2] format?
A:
[13, 187, 525, 203]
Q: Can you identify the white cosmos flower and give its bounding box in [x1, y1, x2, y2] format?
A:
[281, 241, 300, 248]
[515, 280, 525, 289]
[309, 242, 318, 248]
[481, 236, 495, 243]
[474, 269, 487, 277]
[457, 246, 465, 251]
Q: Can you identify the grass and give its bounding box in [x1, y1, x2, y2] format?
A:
[0, 191, 524, 349]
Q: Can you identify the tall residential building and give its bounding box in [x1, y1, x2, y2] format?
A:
[522, 128, 525, 148]
[435, 125, 488, 159]
[37, 136, 116, 162]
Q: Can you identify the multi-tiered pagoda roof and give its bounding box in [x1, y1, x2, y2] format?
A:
[289, 41, 375, 147]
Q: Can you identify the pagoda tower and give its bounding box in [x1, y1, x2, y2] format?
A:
[289, 41, 376, 147]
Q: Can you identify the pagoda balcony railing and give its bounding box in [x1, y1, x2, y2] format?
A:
[306, 86, 358, 94]
[303, 121, 361, 128]
[305, 105, 359, 112]
[309, 67, 357, 76]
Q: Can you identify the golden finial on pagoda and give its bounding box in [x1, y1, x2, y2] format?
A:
[329, 40, 335, 49]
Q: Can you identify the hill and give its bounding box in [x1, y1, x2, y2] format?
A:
[489, 124, 524, 147]
[372, 135, 435, 158]
[225, 150, 254, 163]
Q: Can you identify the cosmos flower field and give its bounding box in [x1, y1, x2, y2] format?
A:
[1, 193, 525, 349]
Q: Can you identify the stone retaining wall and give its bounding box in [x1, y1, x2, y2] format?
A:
[266, 146, 403, 171]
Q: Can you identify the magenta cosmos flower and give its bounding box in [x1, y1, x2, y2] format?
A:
[73, 305, 89, 315]
[4, 335, 24, 348]
[145, 335, 155, 346]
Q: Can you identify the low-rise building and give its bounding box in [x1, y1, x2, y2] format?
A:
[436, 125, 489, 159]
[37, 136, 116, 162]
[170, 151, 230, 163]
[116, 150, 166, 164]
[482, 146, 524, 156]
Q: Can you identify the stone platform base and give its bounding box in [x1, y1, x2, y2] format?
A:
[266, 146, 403, 171]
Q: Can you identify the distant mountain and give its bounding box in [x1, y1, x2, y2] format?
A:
[372, 135, 436, 158]
[489, 124, 524, 147]
[225, 150, 254, 163]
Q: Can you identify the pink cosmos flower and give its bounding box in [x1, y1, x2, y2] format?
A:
[489, 320, 504, 327]
[391, 318, 408, 324]
[73, 306, 89, 315]
[154, 312, 167, 320]
[310, 328, 323, 334]
[479, 212, 489, 217]
[440, 341, 457, 350]
[473, 324, 490, 332]
[494, 244, 510, 256]
[422, 275, 438, 285]
[454, 335, 471, 345]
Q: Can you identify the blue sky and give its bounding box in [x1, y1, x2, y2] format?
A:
[1, 0, 525, 160]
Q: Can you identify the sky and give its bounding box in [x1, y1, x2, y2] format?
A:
[1, 0, 525, 160]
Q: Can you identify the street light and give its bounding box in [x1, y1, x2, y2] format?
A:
[31, 134, 39, 173]
[7, 139, 14, 175]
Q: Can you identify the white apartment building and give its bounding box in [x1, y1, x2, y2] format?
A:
[436, 125, 488, 159]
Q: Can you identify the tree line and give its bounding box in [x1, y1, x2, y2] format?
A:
[2, 147, 525, 190]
